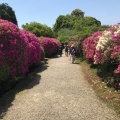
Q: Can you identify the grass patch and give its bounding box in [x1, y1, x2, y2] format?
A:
[76, 57, 120, 115]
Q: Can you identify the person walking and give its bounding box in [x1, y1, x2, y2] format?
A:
[65, 45, 69, 57]
[70, 44, 76, 63]
[58, 44, 63, 57]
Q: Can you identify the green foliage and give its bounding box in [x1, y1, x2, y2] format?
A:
[22, 22, 56, 38]
[0, 65, 13, 82]
[57, 28, 74, 37]
[57, 36, 70, 44]
[72, 16, 102, 38]
[57, 28, 74, 44]
[99, 25, 111, 31]
[53, 9, 109, 41]
[0, 3, 18, 25]
[53, 15, 73, 33]
[71, 8, 84, 18]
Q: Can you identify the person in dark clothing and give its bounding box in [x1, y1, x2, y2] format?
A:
[58, 45, 63, 57]
[65, 45, 69, 56]
[70, 44, 76, 63]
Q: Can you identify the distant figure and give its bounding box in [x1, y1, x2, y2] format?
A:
[70, 44, 76, 63]
[58, 44, 63, 57]
[65, 45, 69, 56]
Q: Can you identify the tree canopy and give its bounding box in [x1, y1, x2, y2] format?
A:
[0, 3, 18, 25]
[53, 9, 110, 43]
[53, 15, 74, 33]
[22, 22, 56, 38]
[57, 28, 74, 44]
[71, 9, 84, 18]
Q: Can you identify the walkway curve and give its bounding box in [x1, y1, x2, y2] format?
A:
[1, 52, 120, 120]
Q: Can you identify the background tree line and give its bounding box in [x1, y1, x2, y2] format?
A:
[0, 3, 110, 44]
[53, 9, 110, 44]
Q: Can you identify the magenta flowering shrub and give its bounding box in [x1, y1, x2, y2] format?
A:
[94, 23, 120, 73]
[115, 64, 120, 74]
[83, 31, 103, 63]
[0, 20, 29, 80]
[111, 46, 120, 73]
[51, 38, 60, 54]
[94, 24, 120, 64]
[21, 30, 45, 67]
[39, 37, 60, 57]
[40, 45, 45, 61]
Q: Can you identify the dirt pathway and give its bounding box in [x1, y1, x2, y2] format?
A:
[1, 52, 120, 120]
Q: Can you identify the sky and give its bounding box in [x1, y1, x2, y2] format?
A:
[0, 0, 120, 29]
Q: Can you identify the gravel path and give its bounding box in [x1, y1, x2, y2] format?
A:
[1, 52, 120, 120]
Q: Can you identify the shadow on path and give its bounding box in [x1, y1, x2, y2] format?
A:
[0, 62, 48, 119]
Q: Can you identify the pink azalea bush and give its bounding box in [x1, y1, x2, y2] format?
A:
[83, 31, 103, 63]
[39, 37, 60, 57]
[0, 20, 29, 81]
[94, 23, 120, 73]
[94, 30, 113, 64]
[0, 20, 45, 82]
[21, 30, 45, 67]
[51, 38, 61, 54]
[94, 24, 120, 63]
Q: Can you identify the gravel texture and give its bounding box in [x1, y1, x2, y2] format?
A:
[1, 52, 120, 120]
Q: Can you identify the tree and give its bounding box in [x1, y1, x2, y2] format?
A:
[71, 9, 84, 18]
[72, 16, 102, 38]
[22, 22, 56, 38]
[99, 25, 111, 31]
[57, 28, 74, 44]
[0, 3, 18, 25]
[53, 8, 109, 40]
[53, 9, 85, 33]
[53, 15, 74, 33]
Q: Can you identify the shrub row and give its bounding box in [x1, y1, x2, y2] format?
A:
[82, 23, 120, 89]
[39, 37, 60, 57]
[0, 20, 60, 83]
[83, 23, 120, 73]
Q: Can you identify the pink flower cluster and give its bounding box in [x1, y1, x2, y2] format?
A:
[95, 23, 120, 73]
[83, 31, 103, 63]
[83, 22, 120, 74]
[39, 37, 60, 57]
[20, 30, 44, 67]
[0, 19, 29, 78]
[94, 24, 120, 64]
[114, 64, 120, 74]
